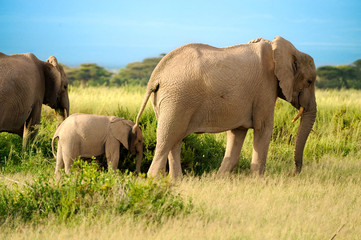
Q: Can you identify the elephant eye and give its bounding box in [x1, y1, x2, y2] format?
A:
[307, 79, 312, 87]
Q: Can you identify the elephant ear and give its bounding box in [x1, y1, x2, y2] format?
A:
[272, 36, 298, 102]
[43, 56, 62, 108]
[109, 118, 131, 150]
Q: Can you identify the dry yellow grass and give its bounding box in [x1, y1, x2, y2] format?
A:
[4, 156, 361, 240]
[316, 89, 361, 108]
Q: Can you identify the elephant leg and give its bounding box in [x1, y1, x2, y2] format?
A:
[54, 144, 64, 179]
[250, 126, 273, 175]
[23, 103, 41, 148]
[148, 140, 172, 178]
[63, 143, 79, 174]
[105, 140, 120, 172]
[12, 127, 24, 138]
[63, 154, 75, 175]
[218, 127, 248, 174]
[148, 113, 189, 178]
[22, 118, 33, 148]
[168, 140, 183, 180]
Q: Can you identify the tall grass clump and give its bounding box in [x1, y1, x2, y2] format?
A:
[0, 159, 192, 228]
[0, 107, 59, 176]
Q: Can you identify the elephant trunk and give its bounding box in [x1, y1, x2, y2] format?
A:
[293, 102, 317, 174]
[135, 145, 143, 174]
[63, 105, 69, 119]
[57, 94, 70, 121]
[57, 106, 69, 121]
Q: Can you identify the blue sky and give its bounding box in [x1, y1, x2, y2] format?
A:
[1, 0, 361, 68]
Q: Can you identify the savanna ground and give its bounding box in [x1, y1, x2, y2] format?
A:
[0, 86, 360, 239]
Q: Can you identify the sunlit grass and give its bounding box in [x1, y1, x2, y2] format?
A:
[1, 87, 361, 239]
[316, 89, 361, 108]
[68, 85, 147, 116]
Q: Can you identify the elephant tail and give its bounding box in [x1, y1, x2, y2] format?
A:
[51, 135, 59, 159]
[51, 126, 62, 159]
[135, 82, 159, 127]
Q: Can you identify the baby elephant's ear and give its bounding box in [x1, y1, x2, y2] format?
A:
[109, 118, 131, 150]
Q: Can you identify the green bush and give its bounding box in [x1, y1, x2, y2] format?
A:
[182, 134, 225, 175]
[0, 133, 22, 166]
[0, 159, 192, 227]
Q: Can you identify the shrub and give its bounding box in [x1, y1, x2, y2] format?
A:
[0, 159, 192, 227]
[182, 134, 225, 175]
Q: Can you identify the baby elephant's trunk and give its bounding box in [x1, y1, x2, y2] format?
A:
[131, 124, 143, 173]
[135, 144, 143, 173]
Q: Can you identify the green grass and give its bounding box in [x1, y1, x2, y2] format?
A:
[0, 160, 191, 228]
[0, 86, 361, 239]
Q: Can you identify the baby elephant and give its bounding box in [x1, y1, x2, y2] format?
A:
[52, 113, 143, 177]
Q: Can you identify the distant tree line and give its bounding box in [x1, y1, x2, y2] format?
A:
[316, 59, 361, 89]
[64, 56, 361, 89]
[111, 54, 165, 86]
[63, 55, 164, 87]
[64, 64, 112, 86]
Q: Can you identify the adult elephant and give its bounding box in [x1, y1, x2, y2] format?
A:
[0, 53, 69, 147]
[135, 36, 317, 179]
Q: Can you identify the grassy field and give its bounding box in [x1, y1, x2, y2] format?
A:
[0, 86, 360, 239]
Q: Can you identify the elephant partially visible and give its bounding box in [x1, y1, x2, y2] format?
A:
[52, 113, 143, 177]
[136, 36, 317, 179]
[0, 52, 69, 147]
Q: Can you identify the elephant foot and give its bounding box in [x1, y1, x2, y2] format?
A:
[217, 159, 237, 175]
[54, 170, 62, 181]
[217, 168, 232, 176]
[169, 171, 183, 181]
[290, 167, 302, 177]
[147, 167, 167, 178]
[250, 163, 265, 176]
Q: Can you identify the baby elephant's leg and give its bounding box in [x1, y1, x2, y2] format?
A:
[105, 139, 120, 172]
[63, 154, 75, 174]
[62, 142, 80, 174]
[54, 144, 64, 178]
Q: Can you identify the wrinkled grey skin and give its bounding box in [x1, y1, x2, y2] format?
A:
[0, 53, 69, 147]
[52, 113, 143, 177]
[136, 36, 317, 179]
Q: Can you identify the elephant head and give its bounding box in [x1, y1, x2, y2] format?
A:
[272, 36, 317, 174]
[43, 56, 69, 120]
[110, 119, 143, 173]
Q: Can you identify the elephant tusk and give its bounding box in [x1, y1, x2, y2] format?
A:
[292, 106, 304, 123]
[64, 108, 68, 118]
